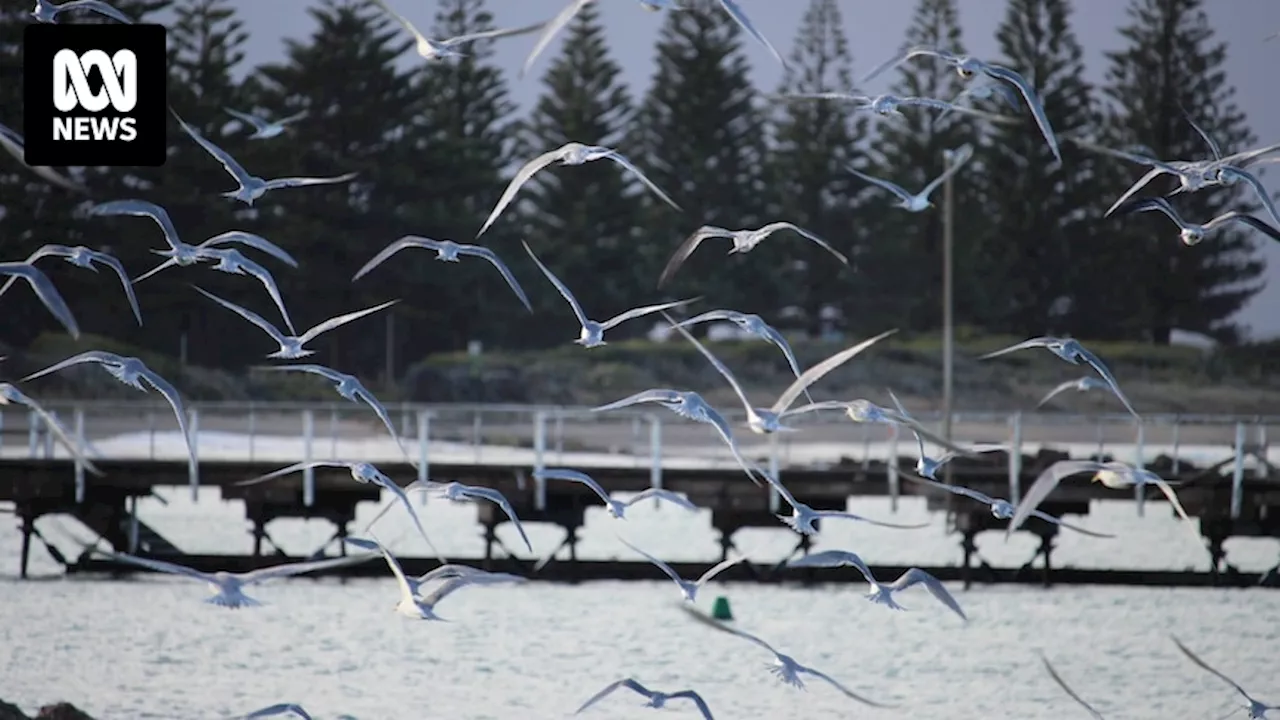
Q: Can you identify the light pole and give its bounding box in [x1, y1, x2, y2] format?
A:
[941, 147, 956, 491]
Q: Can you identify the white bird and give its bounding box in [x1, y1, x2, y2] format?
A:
[343, 538, 525, 598]
[0, 122, 89, 193]
[575, 678, 714, 719]
[658, 222, 847, 288]
[32, 0, 132, 23]
[532, 468, 699, 519]
[236, 704, 313, 720]
[1040, 654, 1105, 720]
[1113, 197, 1280, 247]
[901, 474, 1114, 538]
[980, 337, 1140, 419]
[1212, 165, 1280, 228]
[885, 389, 1008, 481]
[1037, 377, 1113, 409]
[252, 364, 408, 459]
[1008, 460, 1193, 540]
[758, 466, 929, 536]
[172, 111, 356, 206]
[378, 480, 533, 554]
[681, 605, 893, 707]
[22, 351, 196, 466]
[353, 236, 531, 312]
[479, 142, 678, 237]
[348, 534, 490, 621]
[784, 397, 975, 456]
[862, 46, 1061, 164]
[524, 240, 697, 347]
[779, 91, 968, 117]
[847, 144, 973, 213]
[671, 310, 809, 400]
[1172, 636, 1277, 720]
[0, 383, 103, 475]
[787, 550, 968, 623]
[0, 262, 80, 339]
[193, 285, 397, 360]
[618, 536, 742, 602]
[0, 244, 141, 325]
[223, 107, 308, 140]
[96, 549, 375, 608]
[372, 0, 547, 62]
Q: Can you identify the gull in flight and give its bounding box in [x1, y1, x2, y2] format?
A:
[575, 678, 714, 719]
[1009, 460, 1193, 539]
[681, 605, 893, 707]
[172, 110, 356, 206]
[980, 337, 1139, 419]
[532, 468, 698, 519]
[0, 262, 80, 338]
[94, 549, 376, 608]
[0, 383, 102, 475]
[787, 550, 968, 623]
[349, 534, 511, 621]
[779, 91, 971, 117]
[759, 465, 929, 536]
[193, 285, 397, 360]
[353, 236, 531, 312]
[525, 240, 697, 347]
[0, 244, 141, 325]
[902, 474, 1114, 538]
[23, 351, 195, 466]
[373, 0, 547, 62]
[1037, 377, 1113, 409]
[479, 142, 678, 237]
[847, 144, 973, 213]
[862, 46, 1061, 164]
[1040, 654, 1105, 719]
[885, 389, 1007, 480]
[672, 310, 809, 399]
[377, 480, 533, 554]
[1172, 636, 1277, 719]
[784, 397, 975, 456]
[223, 107, 308, 140]
[253, 364, 408, 458]
[235, 704, 313, 720]
[32, 0, 132, 23]
[658, 222, 846, 288]
[0, 122, 89, 193]
[618, 535, 743, 602]
[1113, 197, 1280, 247]
[344, 538, 525, 598]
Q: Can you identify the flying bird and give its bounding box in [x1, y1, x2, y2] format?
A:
[532, 468, 698, 519]
[783, 397, 975, 456]
[848, 144, 973, 213]
[658, 222, 846, 288]
[0, 122, 89, 193]
[347, 534, 509, 620]
[32, 0, 133, 23]
[223, 107, 308, 140]
[479, 142, 678, 237]
[760, 464, 929, 536]
[236, 704, 313, 720]
[618, 536, 743, 603]
[0, 262, 80, 339]
[372, 0, 547, 61]
[787, 550, 968, 623]
[1008, 460, 1193, 540]
[525, 240, 696, 347]
[886, 389, 1007, 481]
[1040, 654, 1105, 720]
[379, 480, 533, 554]
[980, 337, 1140, 419]
[574, 678, 714, 719]
[1036, 377, 1113, 410]
[0, 383, 102, 476]
[779, 91, 968, 117]
[0, 244, 141, 325]
[1171, 636, 1277, 720]
[1212, 166, 1280, 228]
[671, 310, 809, 399]
[346, 540, 526, 598]
[353, 236, 531, 312]
[252, 364, 408, 459]
[1113, 197, 1280, 247]
[901, 474, 1114, 538]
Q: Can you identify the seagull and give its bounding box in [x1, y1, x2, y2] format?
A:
[345, 534, 492, 621]
[372, 0, 547, 62]
[1037, 377, 1113, 409]
[671, 310, 809, 399]
[787, 550, 967, 622]
[783, 397, 975, 456]
[532, 468, 699, 519]
[1212, 166, 1280, 228]
[575, 678, 714, 719]
[0, 244, 141, 325]
[353, 236, 531, 312]
[760, 463, 929, 536]
[1008, 460, 1193, 540]
[524, 240, 697, 347]
[252, 364, 408, 458]
[980, 337, 1140, 419]
[162, 246, 299, 334]
[862, 46, 1061, 164]
[1040, 654, 1105, 719]
[0, 262, 80, 338]
[657, 222, 847, 288]
[618, 536, 743, 602]
[901, 474, 1114, 538]
[95, 549, 376, 608]
[343, 538, 525, 598]
[0, 383, 103, 475]
[479, 142, 678, 237]
[681, 605, 893, 707]
[885, 388, 1007, 480]
[22, 351, 196, 466]
[32, 0, 132, 23]
[172, 110, 356, 206]
[847, 144, 973, 213]
[239, 461, 442, 559]
[0, 122, 89, 193]
[668, 315, 898, 435]
[192, 285, 397, 360]
[378, 480, 533, 554]
[235, 704, 313, 720]
[1171, 636, 1277, 719]
[223, 107, 308, 140]
[1112, 197, 1280, 247]
[779, 91, 967, 117]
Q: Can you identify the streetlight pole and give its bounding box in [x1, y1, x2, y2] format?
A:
[941, 148, 956, 491]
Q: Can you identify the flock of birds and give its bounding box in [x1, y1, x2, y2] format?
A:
[3, 1, 1278, 719]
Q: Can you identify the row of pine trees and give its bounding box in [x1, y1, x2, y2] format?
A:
[0, 0, 1266, 383]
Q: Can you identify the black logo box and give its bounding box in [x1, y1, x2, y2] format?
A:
[23, 23, 168, 168]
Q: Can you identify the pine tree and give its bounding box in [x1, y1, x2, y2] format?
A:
[1100, 0, 1265, 343]
[767, 0, 865, 337]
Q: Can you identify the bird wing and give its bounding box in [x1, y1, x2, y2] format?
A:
[665, 315, 755, 415]
[622, 488, 698, 511]
[523, 240, 591, 327]
[1036, 379, 1085, 408]
[846, 166, 916, 204]
[1006, 460, 1106, 535]
[673, 309, 740, 328]
[478, 147, 567, 237]
[369, 0, 428, 43]
[668, 691, 715, 720]
[1217, 168, 1280, 227]
[262, 172, 358, 190]
[680, 603, 781, 656]
[716, 0, 786, 67]
[367, 534, 418, 607]
[980, 63, 1061, 164]
[199, 230, 299, 268]
[774, 92, 871, 103]
[130, 257, 180, 285]
[20, 350, 122, 383]
[1149, 477, 1193, 524]
[461, 486, 531, 552]
[352, 236, 441, 281]
[798, 665, 895, 707]
[814, 510, 931, 530]
[617, 535, 685, 585]
[777, 400, 852, 420]
[222, 107, 270, 132]
[919, 144, 974, 198]
[978, 336, 1054, 360]
[591, 388, 683, 412]
[520, 0, 592, 78]
[1112, 197, 1187, 232]
[235, 460, 348, 488]
[3, 385, 103, 476]
[885, 388, 927, 459]
[243, 704, 312, 720]
[601, 151, 681, 211]
[760, 222, 848, 264]
[889, 568, 967, 622]
[88, 199, 183, 250]
[298, 299, 399, 346]
[534, 468, 612, 505]
[239, 553, 378, 585]
[785, 549, 876, 583]
[84, 250, 143, 325]
[63, 0, 135, 23]
[137, 364, 197, 466]
[695, 554, 744, 586]
[450, 20, 551, 45]
[457, 244, 533, 312]
[657, 226, 734, 288]
[903, 474, 1001, 507]
[1182, 110, 1222, 161]
[192, 285, 289, 346]
[861, 45, 958, 84]
[254, 363, 342, 382]
[1073, 344, 1139, 419]
[172, 112, 252, 183]
[1040, 655, 1104, 720]
[1170, 636, 1256, 703]
[770, 328, 899, 415]
[351, 385, 406, 458]
[99, 550, 215, 583]
[230, 254, 298, 336]
[1211, 212, 1280, 244]
[1105, 168, 1173, 217]
[0, 263, 80, 339]
[573, 679, 635, 715]
[0, 125, 89, 193]
[1028, 510, 1115, 539]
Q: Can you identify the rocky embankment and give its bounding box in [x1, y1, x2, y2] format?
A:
[0, 701, 96, 720]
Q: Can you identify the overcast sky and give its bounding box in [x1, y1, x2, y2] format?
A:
[211, 0, 1280, 338]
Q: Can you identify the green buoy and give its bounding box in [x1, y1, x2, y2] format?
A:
[711, 595, 733, 621]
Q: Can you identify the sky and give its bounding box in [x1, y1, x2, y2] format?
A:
[208, 0, 1280, 338]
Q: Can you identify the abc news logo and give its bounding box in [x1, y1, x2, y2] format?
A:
[23, 23, 167, 167]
